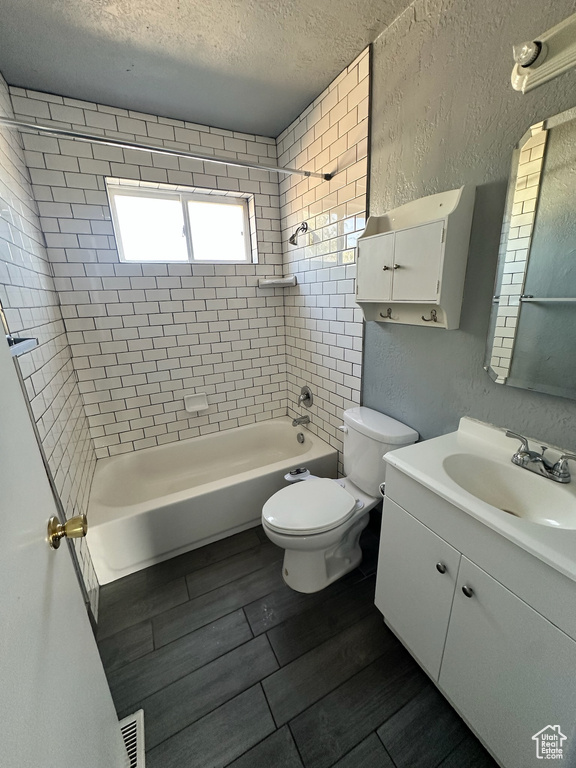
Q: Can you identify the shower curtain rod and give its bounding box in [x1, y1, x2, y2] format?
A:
[0, 116, 333, 181]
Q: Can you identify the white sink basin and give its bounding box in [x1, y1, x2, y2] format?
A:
[383, 417, 576, 581]
[442, 453, 576, 529]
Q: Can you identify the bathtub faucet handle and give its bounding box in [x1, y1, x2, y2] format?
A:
[298, 386, 313, 408]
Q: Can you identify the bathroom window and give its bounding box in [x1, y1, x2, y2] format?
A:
[107, 182, 253, 264]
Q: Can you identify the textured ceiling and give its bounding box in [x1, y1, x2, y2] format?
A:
[0, 0, 411, 137]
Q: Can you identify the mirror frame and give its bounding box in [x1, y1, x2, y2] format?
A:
[485, 105, 576, 399]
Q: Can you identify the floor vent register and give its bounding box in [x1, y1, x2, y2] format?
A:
[119, 709, 145, 768]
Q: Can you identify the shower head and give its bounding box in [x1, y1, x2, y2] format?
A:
[289, 222, 308, 246]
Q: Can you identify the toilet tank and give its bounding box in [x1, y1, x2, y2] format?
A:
[342, 407, 418, 497]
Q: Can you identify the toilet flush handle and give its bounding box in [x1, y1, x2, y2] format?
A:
[337, 425, 348, 434]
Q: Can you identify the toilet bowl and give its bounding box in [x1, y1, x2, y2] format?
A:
[262, 477, 377, 593]
[262, 407, 419, 593]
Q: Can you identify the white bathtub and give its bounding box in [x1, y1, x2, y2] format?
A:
[88, 417, 338, 584]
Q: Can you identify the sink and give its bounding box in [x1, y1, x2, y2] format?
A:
[383, 417, 576, 580]
[443, 453, 576, 529]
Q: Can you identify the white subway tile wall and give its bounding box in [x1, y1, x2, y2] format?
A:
[4, 47, 369, 609]
[0, 75, 100, 615]
[10, 88, 286, 458]
[277, 48, 368, 467]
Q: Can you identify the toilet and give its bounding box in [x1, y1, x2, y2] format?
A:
[262, 407, 418, 593]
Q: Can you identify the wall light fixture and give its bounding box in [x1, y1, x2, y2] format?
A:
[512, 12, 576, 93]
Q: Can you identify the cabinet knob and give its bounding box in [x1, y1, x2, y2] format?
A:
[393, 264, 401, 269]
[382, 266, 390, 271]
[462, 585, 474, 598]
[435, 562, 447, 574]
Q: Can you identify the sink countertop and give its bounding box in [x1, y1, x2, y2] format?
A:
[384, 417, 576, 583]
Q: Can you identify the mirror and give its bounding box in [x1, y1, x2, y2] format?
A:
[485, 106, 576, 400]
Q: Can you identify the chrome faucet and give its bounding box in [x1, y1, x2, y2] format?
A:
[298, 386, 313, 407]
[292, 415, 310, 427]
[505, 430, 576, 483]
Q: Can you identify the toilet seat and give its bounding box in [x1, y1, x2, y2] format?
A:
[262, 478, 358, 535]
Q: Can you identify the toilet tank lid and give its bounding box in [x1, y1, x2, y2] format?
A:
[343, 407, 419, 444]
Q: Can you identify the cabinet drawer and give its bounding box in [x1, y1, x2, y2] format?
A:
[375, 499, 460, 679]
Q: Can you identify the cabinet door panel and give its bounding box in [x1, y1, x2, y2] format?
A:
[356, 232, 394, 301]
[440, 558, 576, 768]
[375, 500, 461, 679]
[392, 220, 444, 301]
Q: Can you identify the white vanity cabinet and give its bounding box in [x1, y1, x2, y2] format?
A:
[376, 483, 576, 768]
[356, 186, 475, 329]
[440, 557, 576, 768]
[374, 499, 460, 679]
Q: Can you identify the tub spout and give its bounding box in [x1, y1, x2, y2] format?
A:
[292, 415, 310, 427]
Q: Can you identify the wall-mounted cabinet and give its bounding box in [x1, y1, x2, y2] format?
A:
[356, 186, 475, 329]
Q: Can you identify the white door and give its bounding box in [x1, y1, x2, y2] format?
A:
[375, 500, 461, 680]
[356, 232, 394, 301]
[0, 340, 127, 768]
[439, 557, 576, 768]
[392, 220, 444, 301]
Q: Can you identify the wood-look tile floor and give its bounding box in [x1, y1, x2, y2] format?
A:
[97, 518, 498, 768]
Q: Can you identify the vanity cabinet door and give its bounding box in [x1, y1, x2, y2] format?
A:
[439, 557, 576, 768]
[392, 220, 444, 301]
[356, 232, 394, 301]
[375, 499, 461, 680]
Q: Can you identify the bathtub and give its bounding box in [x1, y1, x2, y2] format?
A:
[88, 417, 338, 584]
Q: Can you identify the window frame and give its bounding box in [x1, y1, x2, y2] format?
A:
[107, 183, 253, 265]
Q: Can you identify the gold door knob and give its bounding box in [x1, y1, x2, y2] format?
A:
[47, 515, 88, 549]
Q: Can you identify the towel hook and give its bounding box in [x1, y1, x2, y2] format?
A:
[422, 309, 438, 323]
[379, 307, 393, 319]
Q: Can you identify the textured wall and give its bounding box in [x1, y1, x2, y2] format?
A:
[11, 88, 285, 459]
[0, 74, 99, 614]
[364, 0, 576, 449]
[278, 48, 368, 465]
